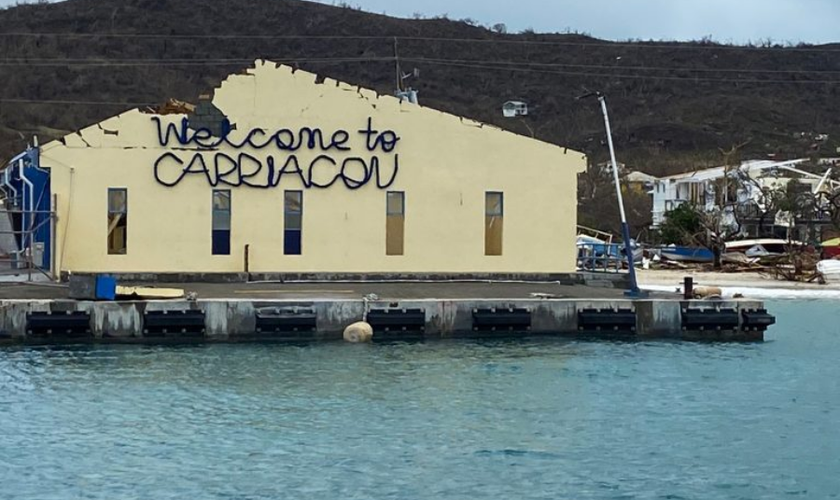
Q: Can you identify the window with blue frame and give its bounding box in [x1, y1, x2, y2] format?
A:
[212, 190, 231, 255]
[284, 190, 302, 255]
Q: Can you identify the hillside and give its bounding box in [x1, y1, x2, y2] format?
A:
[1, 0, 840, 233]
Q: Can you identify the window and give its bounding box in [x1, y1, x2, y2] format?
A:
[107, 188, 127, 255]
[485, 192, 503, 256]
[212, 190, 231, 255]
[284, 190, 303, 255]
[689, 183, 706, 204]
[386, 191, 405, 255]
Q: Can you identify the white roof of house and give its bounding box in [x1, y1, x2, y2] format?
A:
[659, 159, 808, 182]
[625, 171, 658, 182]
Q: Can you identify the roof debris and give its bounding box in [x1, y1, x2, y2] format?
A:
[142, 98, 196, 115]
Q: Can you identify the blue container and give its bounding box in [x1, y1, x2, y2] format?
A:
[95, 275, 117, 301]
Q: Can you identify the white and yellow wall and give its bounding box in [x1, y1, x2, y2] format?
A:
[41, 60, 586, 275]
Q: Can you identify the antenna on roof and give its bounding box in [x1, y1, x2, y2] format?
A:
[393, 40, 420, 105]
[402, 68, 420, 81]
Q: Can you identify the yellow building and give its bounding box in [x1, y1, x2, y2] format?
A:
[10, 61, 585, 277]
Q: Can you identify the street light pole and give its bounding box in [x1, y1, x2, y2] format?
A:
[581, 92, 645, 297]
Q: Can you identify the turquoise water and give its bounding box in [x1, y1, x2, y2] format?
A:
[1, 300, 838, 500]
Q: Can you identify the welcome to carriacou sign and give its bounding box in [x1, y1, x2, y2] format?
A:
[151, 117, 401, 190]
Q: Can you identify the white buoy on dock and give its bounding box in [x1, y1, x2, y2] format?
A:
[343, 321, 373, 343]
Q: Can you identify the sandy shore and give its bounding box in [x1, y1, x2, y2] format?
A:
[637, 269, 837, 289]
[637, 268, 840, 299]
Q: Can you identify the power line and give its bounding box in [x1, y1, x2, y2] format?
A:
[0, 98, 155, 106]
[1, 57, 838, 107]
[0, 55, 838, 78]
[407, 57, 840, 75]
[0, 56, 393, 67]
[402, 58, 840, 85]
[396, 36, 840, 53]
[0, 32, 388, 40]
[1, 31, 839, 53]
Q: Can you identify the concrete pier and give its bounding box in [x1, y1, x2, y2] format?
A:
[0, 296, 773, 344]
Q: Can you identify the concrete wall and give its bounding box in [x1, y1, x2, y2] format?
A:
[0, 298, 769, 343]
[41, 60, 586, 276]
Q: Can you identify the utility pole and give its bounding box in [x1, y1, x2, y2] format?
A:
[394, 37, 401, 93]
[579, 91, 646, 297]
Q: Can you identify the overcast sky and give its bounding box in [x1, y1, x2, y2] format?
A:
[314, 0, 839, 44]
[0, 0, 837, 44]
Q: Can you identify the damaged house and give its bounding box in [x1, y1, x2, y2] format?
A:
[650, 159, 840, 240]
[0, 61, 585, 278]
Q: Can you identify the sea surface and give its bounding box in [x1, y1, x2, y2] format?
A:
[0, 299, 838, 500]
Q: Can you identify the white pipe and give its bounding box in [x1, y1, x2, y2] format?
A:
[3, 167, 17, 203]
[777, 164, 840, 187]
[815, 168, 833, 194]
[1, 150, 26, 203]
[20, 158, 34, 251]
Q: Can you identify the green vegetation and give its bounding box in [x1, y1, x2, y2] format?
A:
[659, 203, 703, 246]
